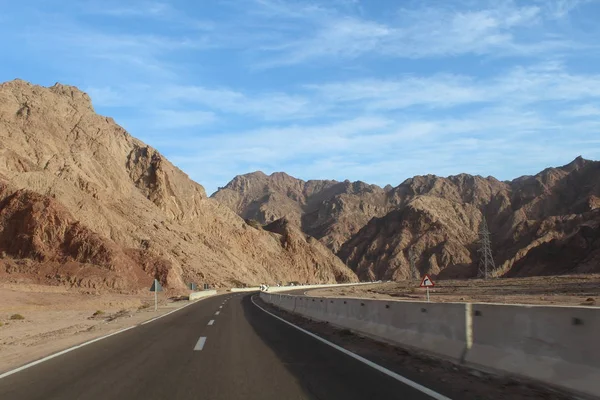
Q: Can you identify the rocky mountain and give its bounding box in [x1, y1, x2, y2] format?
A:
[0, 79, 358, 291]
[214, 158, 600, 281]
[212, 172, 388, 252]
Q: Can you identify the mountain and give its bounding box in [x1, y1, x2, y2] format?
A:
[0, 79, 358, 291]
[212, 172, 388, 252]
[214, 158, 600, 280]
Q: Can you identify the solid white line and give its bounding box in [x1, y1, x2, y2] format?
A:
[208, 320, 215, 326]
[0, 326, 137, 380]
[215, 311, 220, 315]
[251, 296, 452, 400]
[194, 337, 207, 351]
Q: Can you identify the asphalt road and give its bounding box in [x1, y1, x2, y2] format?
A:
[0, 293, 442, 400]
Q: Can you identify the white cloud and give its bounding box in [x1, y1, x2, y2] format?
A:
[158, 85, 316, 120]
[244, 0, 578, 67]
[153, 110, 216, 128]
[561, 104, 600, 117]
[164, 101, 600, 194]
[542, 0, 595, 18]
[79, 1, 172, 18]
[305, 62, 600, 113]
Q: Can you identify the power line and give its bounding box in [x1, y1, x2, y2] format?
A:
[478, 217, 495, 279]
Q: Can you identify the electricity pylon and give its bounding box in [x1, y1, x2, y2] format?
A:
[478, 217, 495, 279]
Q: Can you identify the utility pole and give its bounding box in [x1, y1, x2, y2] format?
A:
[478, 217, 495, 279]
[409, 247, 419, 280]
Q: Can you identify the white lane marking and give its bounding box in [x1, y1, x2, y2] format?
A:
[208, 320, 215, 326]
[219, 306, 223, 309]
[194, 337, 207, 351]
[251, 296, 452, 400]
[0, 326, 137, 380]
[215, 311, 220, 315]
[0, 293, 225, 380]
[141, 294, 216, 325]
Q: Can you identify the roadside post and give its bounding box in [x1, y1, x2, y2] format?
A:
[150, 279, 163, 311]
[419, 274, 435, 302]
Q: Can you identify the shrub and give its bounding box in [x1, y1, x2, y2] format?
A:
[10, 314, 24, 320]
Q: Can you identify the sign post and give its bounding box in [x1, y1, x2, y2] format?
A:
[419, 274, 435, 302]
[150, 279, 163, 311]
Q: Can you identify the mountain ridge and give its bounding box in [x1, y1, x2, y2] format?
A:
[213, 157, 600, 280]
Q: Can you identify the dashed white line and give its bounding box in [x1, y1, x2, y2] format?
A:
[141, 294, 214, 325]
[1, 294, 226, 380]
[219, 305, 223, 309]
[215, 311, 220, 315]
[208, 320, 215, 326]
[194, 337, 207, 351]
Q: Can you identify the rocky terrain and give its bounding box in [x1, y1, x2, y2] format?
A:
[214, 159, 600, 281]
[212, 172, 389, 252]
[0, 79, 358, 292]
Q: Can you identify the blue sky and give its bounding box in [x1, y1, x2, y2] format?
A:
[1, 0, 600, 194]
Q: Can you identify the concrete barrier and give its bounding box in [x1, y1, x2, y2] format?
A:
[466, 303, 600, 398]
[189, 290, 217, 300]
[230, 287, 260, 292]
[260, 293, 600, 398]
[261, 293, 467, 360]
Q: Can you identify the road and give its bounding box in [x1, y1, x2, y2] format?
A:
[0, 293, 444, 400]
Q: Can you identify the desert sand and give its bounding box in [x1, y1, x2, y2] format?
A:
[307, 274, 600, 306]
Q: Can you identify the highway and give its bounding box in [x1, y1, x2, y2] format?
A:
[0, 293, 446, 400]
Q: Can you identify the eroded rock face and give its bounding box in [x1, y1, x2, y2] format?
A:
[215, 158, 600, 281]
[340, 158, 600, 280]
[213, 174, 389, 252]
[0, 80, 358, 291]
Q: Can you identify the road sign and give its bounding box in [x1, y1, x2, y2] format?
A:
[189, 283, 197, 291]
[420, 274, 435, 288]
[150, 280, 163, 292]
[203, 283, 210, 290]
[419, 275, 435, 303]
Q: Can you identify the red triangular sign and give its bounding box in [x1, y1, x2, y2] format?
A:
[420, 274, 435, 287]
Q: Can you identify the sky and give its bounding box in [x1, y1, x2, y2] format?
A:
[1, 0, 600, 195]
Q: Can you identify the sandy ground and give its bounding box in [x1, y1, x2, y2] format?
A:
[308, 274, 600, 307]
[0, 283, 203, 374]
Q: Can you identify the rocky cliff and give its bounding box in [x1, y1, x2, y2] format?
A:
[0, 79, 358, 291]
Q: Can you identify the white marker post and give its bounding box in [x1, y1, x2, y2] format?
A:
[150, 279, 162, 311]
[419, 274, 435, 303]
